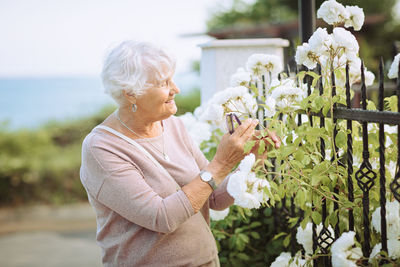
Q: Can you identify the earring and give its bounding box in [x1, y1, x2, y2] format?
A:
[131, 104, 137, 112]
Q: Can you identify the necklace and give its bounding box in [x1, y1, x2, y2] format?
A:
[116, 111, 170, 162]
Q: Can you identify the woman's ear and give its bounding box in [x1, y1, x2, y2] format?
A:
[122, 90, 137, 104]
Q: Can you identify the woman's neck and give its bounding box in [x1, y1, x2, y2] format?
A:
[116, 107, 162, 139]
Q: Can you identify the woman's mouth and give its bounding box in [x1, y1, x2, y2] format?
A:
[165, 99, 174, 104]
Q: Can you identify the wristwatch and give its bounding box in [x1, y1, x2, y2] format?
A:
[199, 170, 217, 190]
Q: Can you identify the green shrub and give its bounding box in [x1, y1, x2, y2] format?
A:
[0, 90, 200, 206]
[211, 206, 290, 266]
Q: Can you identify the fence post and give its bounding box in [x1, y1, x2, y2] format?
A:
[199, 38, 289, 104]
[298, 0, 315, 43]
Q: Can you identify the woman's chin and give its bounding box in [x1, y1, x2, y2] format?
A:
[165, 102, 177, 113]
[159, 106, 177, 119]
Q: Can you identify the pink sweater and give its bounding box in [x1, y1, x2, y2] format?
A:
[80, 115, 234, 266]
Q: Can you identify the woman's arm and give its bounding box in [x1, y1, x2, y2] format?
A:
[182, 119, 259, 213]
[82, 119, 258, 234]
[82, 141, 194, 234]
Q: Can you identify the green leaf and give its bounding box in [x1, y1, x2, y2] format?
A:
[291, 160, 304, 169]
[297, 71, 306, 82]
[280, 145, 297, 158]
[302, 155, 311, 165]
[329, 211, 338, 226]
[295, 189, 305, 206]
[367, 100, 376, 111]
[238, 207, 246, 219]
[258, 139, 265, 155]
[235, 237, 246, 251]
[300, 217, 309, 230]
[321, 185, 330, 192]
[311, 96, 324, 112]
[272, 232, 286, 240]
[312, 211, 322, 225]
[236, 253, 250, 261]
[244, 140, 256, 154]
[322, 101, 331, 116]
[264, 159, 274, 168]
[234, 228, 244, 234]
[311, 175, 321, 186]
[238, 233, 249, 243]
[385, 95, 398, 112]
[294, 149, 305, 162]
[249, 221, 262, 228]
[250, 231, 260, 239]
[283, 234, 291, 247]
[335, 130, 346, 148]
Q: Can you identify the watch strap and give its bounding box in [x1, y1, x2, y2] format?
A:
[200, 170, 217, 190]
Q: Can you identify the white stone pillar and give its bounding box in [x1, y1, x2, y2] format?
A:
[199, 38, 289, 103]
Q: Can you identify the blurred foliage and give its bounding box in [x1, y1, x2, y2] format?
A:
[175, 88, 201, 115]
[191, 60, 201, 75]
[211, 206, 291, 266]
[207, 0, 400, 75]
[0, 90, 200, 207]
[208, 0, 397, 30]
[201, 137, 294, 266]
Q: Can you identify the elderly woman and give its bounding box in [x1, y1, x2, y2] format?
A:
[80, 40, 279, 266]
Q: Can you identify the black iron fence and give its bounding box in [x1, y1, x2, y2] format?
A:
[259, 59, 400, 266]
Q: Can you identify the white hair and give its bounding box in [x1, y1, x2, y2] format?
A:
[101, 40, 176, 105]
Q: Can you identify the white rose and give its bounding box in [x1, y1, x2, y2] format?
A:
[295, 43, 318, 70]
[271, 252, 292, 267]
[388, 53, 400, 79]
[308, 27, 332, 56]
[238, 153, 255, 173]
[331, 231, 362, 267]
[296, 223, 335, 255]
[369, 239, 400, 262]
[332, 27, 359, 56]
[271, 252, 307, 267]
[317, 0, 349, 25]
[210, 208, 230, 221]
[179, 112, 212, 146]
[227, 154, 270, 209]
[344, 5, 365, 31]
[371, 200, 400, 240]
[230, 67, 252, 87]
[264, 96, 276, 118]
[271, 79, 307, 111]
[364, 70, 375, 86]
[246, 54, 283, 78]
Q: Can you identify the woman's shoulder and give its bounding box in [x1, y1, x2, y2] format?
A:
[81, 126, 126, 158]
[82, 127, 110, 149]
[81, 126, 143, 173]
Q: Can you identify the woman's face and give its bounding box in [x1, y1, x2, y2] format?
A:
[135, 75, 180, 121]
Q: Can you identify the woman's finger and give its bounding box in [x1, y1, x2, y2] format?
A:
[240, 120, 258, 141]
[267, 130, 281, 148]
[232, 119, 258, 137]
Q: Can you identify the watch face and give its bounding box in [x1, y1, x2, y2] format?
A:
[201, 171, 212, 182]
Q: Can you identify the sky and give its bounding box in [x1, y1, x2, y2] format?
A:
[0, 0, 239, 78]
[1, 0, 399, 79]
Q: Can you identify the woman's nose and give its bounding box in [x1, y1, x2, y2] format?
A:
[170, 80, 180, 94]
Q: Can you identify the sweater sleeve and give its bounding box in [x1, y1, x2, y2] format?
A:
[82, 138, 195, 234]
[175, 117, 234, 211]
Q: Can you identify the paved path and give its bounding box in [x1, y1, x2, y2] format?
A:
[0, 203, 102, 267]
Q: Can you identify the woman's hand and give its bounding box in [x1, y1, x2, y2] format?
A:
[250, 129, 281, 166]
[206, 118, 259, 184]
[183, 119, 261, 213]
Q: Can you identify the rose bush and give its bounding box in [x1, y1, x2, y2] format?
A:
[180, 0, 400, 265]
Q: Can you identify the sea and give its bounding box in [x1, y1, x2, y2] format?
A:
[0, 72, 200, 130]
